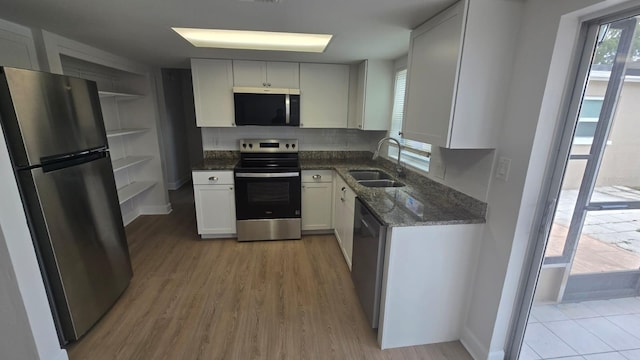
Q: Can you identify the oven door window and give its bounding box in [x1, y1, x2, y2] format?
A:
[247, 182, 290, 204]
[235, 176, 301, 220]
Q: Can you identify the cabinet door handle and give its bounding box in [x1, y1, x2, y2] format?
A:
[312, 174, 321, 180]
[262, 82, 267, 86]
[209, 176, 219, 181]
[267, 83, 271, 87]
[230, 187, 233, 190]
[341, 187, 346, 192]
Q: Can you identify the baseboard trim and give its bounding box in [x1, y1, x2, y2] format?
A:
[167, 177, 190, 190]
[301, 229, 334, 235]
[139, 203, 172, 215]
[49, 349, 69, 360]
[461, 326, 488, 360]
[122, 208, 141, 226]
[122, 204, 172, 226]
[488, 350, 505, 360]
[200, 233, 237, 239]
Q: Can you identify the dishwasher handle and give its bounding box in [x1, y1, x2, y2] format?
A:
[359, 217, 379, 238]
[356, 199, 383, 238]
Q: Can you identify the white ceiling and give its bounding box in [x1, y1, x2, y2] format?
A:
[0, 0, 453, 68]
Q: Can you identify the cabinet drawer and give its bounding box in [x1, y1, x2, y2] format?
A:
[302, 170, 333, 183]
[192, 171, 234, 185]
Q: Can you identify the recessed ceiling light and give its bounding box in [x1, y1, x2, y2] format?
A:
[172, 28, 333, 53]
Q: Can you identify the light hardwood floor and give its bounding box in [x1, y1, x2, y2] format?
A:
[67, 185, 472, 360]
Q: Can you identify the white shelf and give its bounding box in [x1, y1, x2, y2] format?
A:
[106, 128, 149, 138]
[111, 156, 152, 172]
[117, 181, 156, 205]
[98, 90, 142, 100]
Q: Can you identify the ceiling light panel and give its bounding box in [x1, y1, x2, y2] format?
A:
[172, 28, 332, 53]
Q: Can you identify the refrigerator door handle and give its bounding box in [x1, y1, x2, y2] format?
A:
[41, 150, 107, 173]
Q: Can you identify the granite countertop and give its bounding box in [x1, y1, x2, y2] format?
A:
[301, 159, 486, 227]
[192, 151, 238, 170]
[194, 151, 486, 227]
[192, 158, 238, 170]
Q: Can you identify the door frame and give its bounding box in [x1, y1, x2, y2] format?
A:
[506, 7, 640, 360]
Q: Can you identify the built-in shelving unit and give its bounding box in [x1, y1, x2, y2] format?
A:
[59, 54, 167, 225]
[106, 128, 149, 138]
[111, 156, 153, 172]
[117, 181, 156, 205]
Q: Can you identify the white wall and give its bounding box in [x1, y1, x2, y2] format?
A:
[0, 18, 68, 360]
[0, 137, 68, 360]
[429, 147, 496, 202]
[460, 0, 634, 359]
[0, 227, 39, 360]
[202, 127, 386, 152]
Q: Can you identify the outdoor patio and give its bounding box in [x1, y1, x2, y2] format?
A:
[524, 187, 640, 359]
[545, 186, 640, 273]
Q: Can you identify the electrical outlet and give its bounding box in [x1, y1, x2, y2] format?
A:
[496, 156, 511, 181]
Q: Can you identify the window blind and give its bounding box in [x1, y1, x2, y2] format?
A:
[388, 68, 431, 165]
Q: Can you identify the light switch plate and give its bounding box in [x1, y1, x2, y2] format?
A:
[496, 156, 511, 181]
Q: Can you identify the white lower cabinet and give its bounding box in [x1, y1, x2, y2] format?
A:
[193, 171, 236, 237]
[301, 170, 333, 231]
[333, 174, 356, 269]
[378, 223, 483, 348]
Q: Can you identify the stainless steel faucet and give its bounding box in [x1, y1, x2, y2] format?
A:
[372, 137, 405, 177]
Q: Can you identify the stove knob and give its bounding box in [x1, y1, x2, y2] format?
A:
[286, 144, 290, 148]
[292, 144, 296, 148]
[242, 143, 247, 148]
[249, 144, 253, 148]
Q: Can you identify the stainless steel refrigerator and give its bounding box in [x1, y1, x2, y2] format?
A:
[0, 67, 133, 344]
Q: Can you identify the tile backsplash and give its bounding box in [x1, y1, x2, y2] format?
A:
[201, 127, 386, 152]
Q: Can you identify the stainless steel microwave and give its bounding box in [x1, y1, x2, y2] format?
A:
[233, 87, 300, 127]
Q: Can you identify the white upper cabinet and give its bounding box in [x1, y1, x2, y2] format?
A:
[403, 0, 521, 149]
[232, 60, 300, 88]
[299, 63, 350, 128]
[349, 60, 394, 131]
[191, 59, 235, 127]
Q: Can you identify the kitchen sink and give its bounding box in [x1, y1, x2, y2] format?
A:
[349, 170, 393, 181]
[357, 179, 405, 188]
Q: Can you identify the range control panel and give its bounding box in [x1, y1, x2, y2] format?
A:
[239, 139, 298, 153]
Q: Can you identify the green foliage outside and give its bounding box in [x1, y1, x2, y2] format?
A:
[593, 22, 640, 65]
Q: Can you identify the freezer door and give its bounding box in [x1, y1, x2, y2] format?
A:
[20, 154, 132, 341]
[0, 67, 107, 167]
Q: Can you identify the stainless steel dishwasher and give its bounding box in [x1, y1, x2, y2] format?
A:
[351, 198, 387, 329]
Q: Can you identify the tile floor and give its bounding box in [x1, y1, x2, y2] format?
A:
[522, 297, 640, 359]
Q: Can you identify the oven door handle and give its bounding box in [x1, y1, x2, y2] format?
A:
[235, 172, 300, 178]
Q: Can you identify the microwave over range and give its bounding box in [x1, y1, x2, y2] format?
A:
[233, 87, 300, 127]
